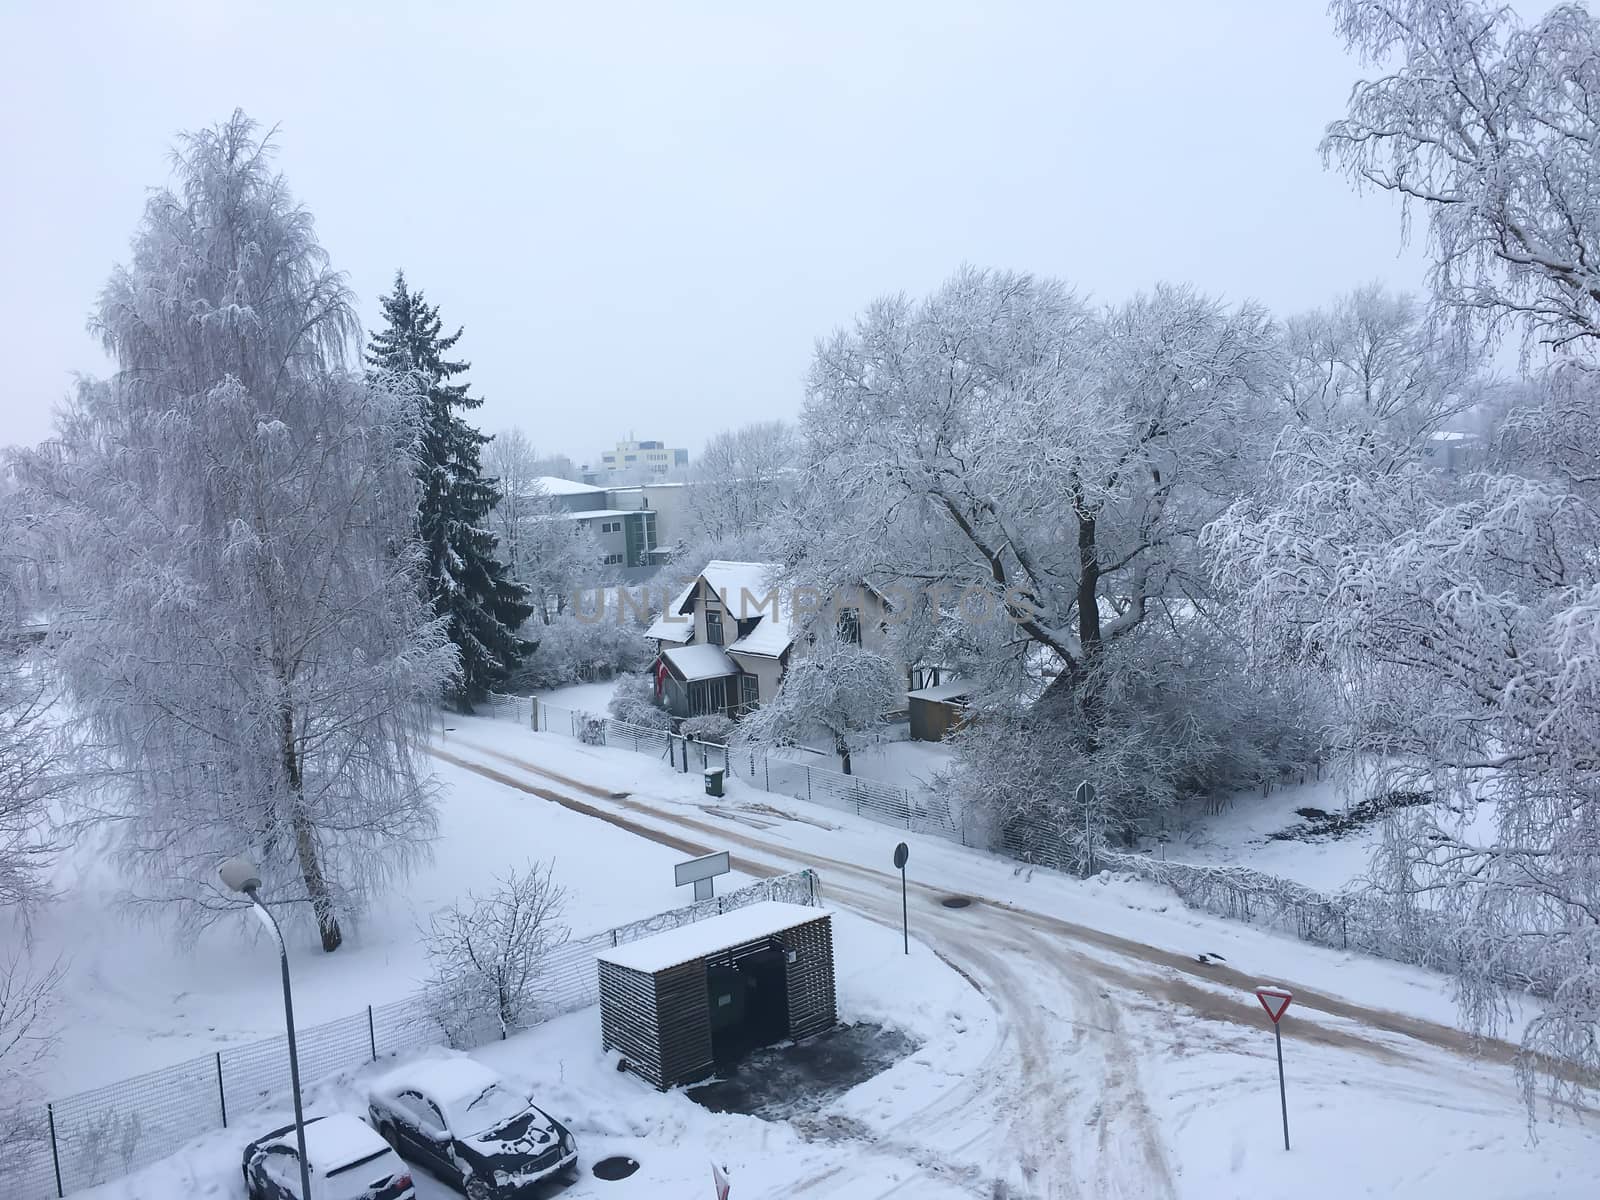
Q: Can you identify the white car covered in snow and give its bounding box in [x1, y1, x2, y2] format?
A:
[367, 1057, 578, 1199]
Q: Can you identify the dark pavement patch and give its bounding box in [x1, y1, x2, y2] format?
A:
[686, 1022, 920, 1121]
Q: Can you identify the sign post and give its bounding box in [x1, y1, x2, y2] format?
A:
[711, 1160, 731, 1199]
[893, 842, 910, 954]
[1254, 985, 1293, 1151]
[675, 851, 731, 902]
[1075, 780, 1096, 876]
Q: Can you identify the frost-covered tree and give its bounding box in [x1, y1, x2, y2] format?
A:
[1280, 283, 1481, 466]
[368, 273, 531, 712]
[687, 420, 800, 545]
[0, 491, 63, 917]
[13, 113, 455, 951]
[607, 671, 672, 729]
[484, 427, 540, 585]
[736, 640, 903, 774]
[796, 268, 1291, 818]
[1208, 0, 1600, 1109]
[422, 862, 569, 1044]
[802, 270, 1275, 702]
[1325, 0, 1600, 350]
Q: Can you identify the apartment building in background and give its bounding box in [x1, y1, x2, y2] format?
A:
[582, 438, 690, 482]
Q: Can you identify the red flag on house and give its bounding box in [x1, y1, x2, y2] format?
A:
[711, 1162, 731, 1200]
[654, 657, 668, 699]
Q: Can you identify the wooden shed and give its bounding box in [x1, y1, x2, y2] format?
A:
[596, 901, 836, 1090]
[907, 681, 974, 742]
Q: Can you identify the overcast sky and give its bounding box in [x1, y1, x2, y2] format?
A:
[2, 0, 1434, 463]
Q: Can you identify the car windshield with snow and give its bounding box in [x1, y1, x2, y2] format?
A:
[242, 1113, 415, 1200]
[368, 1058, 578, 1199]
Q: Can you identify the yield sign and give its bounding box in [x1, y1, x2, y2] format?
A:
[1255, 986, 1293, 1023]
[711, 1161, 731, 1200]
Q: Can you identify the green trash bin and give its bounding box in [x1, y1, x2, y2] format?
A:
[704, 767, 725, 797]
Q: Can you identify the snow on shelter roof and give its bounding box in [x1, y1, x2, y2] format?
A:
[907, 681, 974, 703]
[597, 902, 828, 974]
[662, 642, 738, 680]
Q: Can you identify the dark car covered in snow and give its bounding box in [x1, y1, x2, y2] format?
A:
[367, 1057, 577, 1198]
[242, 1112, 415, 1200]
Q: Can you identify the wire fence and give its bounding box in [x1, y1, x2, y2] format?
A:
[525, 698, 1553, 1005]
[1, 869, 817, 1199]
[536, 700, 967, 843]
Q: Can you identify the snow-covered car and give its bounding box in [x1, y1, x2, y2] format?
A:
[242, 1112, 416, 1200]
[367, 1058, 578, 1198]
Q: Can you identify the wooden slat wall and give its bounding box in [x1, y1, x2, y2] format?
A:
[654, 959, 714, 1089]
[781, 915, 838, 1040]
[598, 961, 665, 1087]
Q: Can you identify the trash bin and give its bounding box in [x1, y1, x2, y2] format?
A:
[703, 767, 725, 798]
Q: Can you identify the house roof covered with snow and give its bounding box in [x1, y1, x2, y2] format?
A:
[596, 901, 829, 973]
[645, 610, 694, 643]
[661, 642, 738, 681]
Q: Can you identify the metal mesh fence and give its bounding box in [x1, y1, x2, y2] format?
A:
[1, 868, 817, 1199]
[534, 701, 964, 842]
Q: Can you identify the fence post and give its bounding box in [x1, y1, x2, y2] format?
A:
[215, 1051, 227, 1128]
[47, 1102, 63, 1198]
[806, 767, 812, 802]
[905, 791, 912, 829]
[764, 756, 769, 791]
[611, 928, 618, 947]
[368, 1005, 377, 1061]
[531, 696, 539, 731]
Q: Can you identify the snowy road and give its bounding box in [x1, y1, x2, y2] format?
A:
[430, 733, 1591, 1199]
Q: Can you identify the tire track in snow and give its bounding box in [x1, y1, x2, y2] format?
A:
[431, 738, 1577, 1194]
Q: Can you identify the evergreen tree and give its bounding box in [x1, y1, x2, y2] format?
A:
[368, 272, 531, 711]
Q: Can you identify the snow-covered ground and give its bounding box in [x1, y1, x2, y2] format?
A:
[1158, 774, 1383, 893]
[76, 901, 993, 1199]
[423, 717, 1599, 1198]
[29, 711, 1600, 1198]
[531, 677, 622, 717]
[22, 753, 749, 1097]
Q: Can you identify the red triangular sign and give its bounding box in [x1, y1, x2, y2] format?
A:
[712, 1161, 731, 1200]
[1255, 986, 1293, 1023]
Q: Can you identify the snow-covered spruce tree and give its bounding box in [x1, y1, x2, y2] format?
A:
[796, 268, 1297, 831]
[735, 639, 903, 775]
[422, 861, 569, 1044]
[1208, 0, 1600, 1111]
[12, 113, 455, 952]
[368, 273, 531, 712]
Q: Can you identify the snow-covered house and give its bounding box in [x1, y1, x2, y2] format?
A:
[645, 560, 900, 720]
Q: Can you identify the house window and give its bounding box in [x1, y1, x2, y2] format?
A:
[739, 674, 759, 711]
[838, 607, 861, 645]
[705, 609, 724, 646]
[603, 553, 623, 565]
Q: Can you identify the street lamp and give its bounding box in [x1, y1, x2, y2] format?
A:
[219, 856, 313, 1200]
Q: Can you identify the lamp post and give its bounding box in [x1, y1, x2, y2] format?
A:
[219, 856, 313, 1200]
